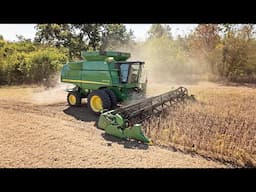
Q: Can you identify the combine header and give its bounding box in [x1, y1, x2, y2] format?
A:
[61, 51, 195, 144]
[98, 87, 195, 144]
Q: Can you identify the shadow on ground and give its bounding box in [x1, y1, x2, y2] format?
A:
[63, 103, 148, 149]
[101, 133, 149, 150]
[63, 103, 98, 122]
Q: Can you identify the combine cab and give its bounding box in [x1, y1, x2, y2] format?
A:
[61, 51, 195, 144]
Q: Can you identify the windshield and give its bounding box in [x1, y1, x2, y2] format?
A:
[119, 62, 142, 83]
[120, 64, 129, 83]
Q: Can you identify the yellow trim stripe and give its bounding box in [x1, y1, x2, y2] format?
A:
[62, 79, 110, 85]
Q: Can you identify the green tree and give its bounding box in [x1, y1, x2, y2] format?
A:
[72, 24, 102, 51]
[35, 24, 84, 59]
[34, 24, 134, 60]
[100, 24, 135, 50]
[220, 24, 256, 82]
[148, 24, 172, 39]
[0, 38, 68, 85]
[188, 24, 221, 75]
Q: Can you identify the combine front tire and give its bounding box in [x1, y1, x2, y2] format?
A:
[104, 89, 117, 109]
[67, 92, 81, 107]
[88, 90, 111, 115]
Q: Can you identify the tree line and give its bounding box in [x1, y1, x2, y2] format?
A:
[0, 24, 133, 85]
[0, 24, 256, 85]
[122, 24, 256, 84]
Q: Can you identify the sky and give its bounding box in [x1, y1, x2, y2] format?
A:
[0, 24, 197, 42]
[125, 24, 197, 41]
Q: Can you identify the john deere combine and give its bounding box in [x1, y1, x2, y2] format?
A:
[61, 51, 194, 144]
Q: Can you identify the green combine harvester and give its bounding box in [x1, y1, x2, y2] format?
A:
[61, 51, 194, 144]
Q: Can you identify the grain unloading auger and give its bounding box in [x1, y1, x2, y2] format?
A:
[98, 87, 195, 144]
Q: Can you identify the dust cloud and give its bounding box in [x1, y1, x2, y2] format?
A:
[31, 38, 212, 105]
[31, 74, 74, 105]
[107, 39, 211, 88]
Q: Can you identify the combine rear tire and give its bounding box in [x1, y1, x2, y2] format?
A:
[88, 90, 111, 115]
[67, 92, 81, 107]
[104, 89, 117, 109]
